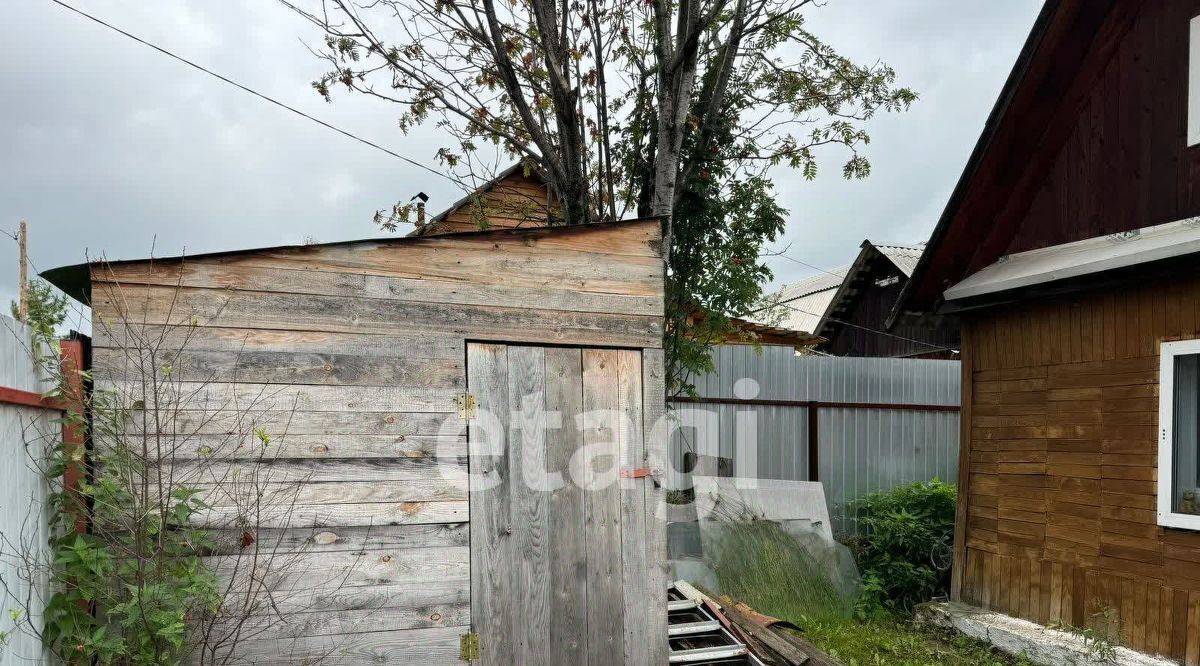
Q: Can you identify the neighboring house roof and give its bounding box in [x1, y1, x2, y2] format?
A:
[410, 162, 550, 236]
[891, 0, 1127, 323]
[943, 218, 1200, 303]
[766, 269, 847, 334]
[815, 241, 923, 339]
[872, 243, 924, 277]
[684, 307, 824, 349]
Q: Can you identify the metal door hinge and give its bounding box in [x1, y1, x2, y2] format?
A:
[459, 632, 480, 661]
[455, 394, 477, 420]
[620, 466, 662, 480]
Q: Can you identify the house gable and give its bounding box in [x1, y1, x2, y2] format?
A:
[413, 164, 552, 236]
[817, 242, 959, 357]
[897, 0, 1168, 317]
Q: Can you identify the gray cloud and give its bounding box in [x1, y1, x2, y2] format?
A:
[0, 0, 1042, 328]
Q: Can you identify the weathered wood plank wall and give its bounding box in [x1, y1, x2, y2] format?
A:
[86, 221, 664, 664]
[958, 272, 1200, 662]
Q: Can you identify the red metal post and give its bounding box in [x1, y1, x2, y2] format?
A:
[59, 339, 89, 535]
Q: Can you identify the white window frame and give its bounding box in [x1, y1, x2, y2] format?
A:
[1158, 339, 1200, 529]
[1190, 16, 1200, 146]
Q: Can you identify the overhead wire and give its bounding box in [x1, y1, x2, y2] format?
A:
[765, 300, 956, 353]
[45, 0, 458, 185]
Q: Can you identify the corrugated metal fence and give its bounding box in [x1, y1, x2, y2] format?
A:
[669, 345, 961, 534]
[0, 316, 54, 665]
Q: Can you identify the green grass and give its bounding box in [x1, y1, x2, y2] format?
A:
[799, 615, 1034, 666]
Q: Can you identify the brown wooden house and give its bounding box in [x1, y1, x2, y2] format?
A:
[815, 241, 958, 358]
[895, 0, 1200, 659]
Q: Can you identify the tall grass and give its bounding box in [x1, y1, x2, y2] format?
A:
[704, 515, 858, 624]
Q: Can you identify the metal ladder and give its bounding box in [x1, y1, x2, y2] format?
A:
[667, 584, 762, 665]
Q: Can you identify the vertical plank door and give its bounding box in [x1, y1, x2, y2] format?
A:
[467, 344, 658, 666]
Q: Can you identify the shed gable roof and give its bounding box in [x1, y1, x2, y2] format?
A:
[411, 162, 550, 236]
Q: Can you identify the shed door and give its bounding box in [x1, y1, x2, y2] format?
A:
[466, 343, 651, 666]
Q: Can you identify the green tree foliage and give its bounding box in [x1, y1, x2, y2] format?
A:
[10, 279, 69, 341]
[288, 0, 915, 385]
[660, 105, 787, 393]
[847, 479, 957, 614]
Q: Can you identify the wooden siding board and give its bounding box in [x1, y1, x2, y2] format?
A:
[960, 270, 1200, 660]
[544, 348, 589, 665]
[617, 350, 649, 666]
[582, 350, 625, 665]
[467, 343, 514, 666]
[641, 348, 669, 666]
[507, 346, 551, 666]
[92, 283, 663, 350]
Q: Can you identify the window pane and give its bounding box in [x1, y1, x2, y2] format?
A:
[1174, 354, 1200, 514]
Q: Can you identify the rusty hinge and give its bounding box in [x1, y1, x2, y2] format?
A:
[455, 393, 477, 421]
[459, 631, 480, 661]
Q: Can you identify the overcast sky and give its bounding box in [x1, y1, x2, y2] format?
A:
[0, 0, 1043, 331]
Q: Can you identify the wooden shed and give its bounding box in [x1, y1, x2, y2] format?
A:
[44, 219, 668, 665]
[895, 0, 1200, 660]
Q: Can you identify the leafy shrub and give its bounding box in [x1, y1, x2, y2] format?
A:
[847, 479, 956, 614]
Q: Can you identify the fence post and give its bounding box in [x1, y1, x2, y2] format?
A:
[60, 338, 89, 535]
[807, 406, 819, 482]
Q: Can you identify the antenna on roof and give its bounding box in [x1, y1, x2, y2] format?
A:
[411, 192, 429, 227]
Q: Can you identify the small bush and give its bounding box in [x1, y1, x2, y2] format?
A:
[847, 479, 956, 614]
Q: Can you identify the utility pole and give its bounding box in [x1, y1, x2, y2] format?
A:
[17, 221, 28, 323]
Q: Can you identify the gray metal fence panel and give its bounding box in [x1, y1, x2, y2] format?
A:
[0, 316, 56, 665]
[669, 345, 961, 534]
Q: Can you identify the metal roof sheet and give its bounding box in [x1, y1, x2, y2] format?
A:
[943, 217, 1200, 302]
[870, 242, 924, 277]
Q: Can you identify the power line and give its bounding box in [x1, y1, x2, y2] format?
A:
[769, 300, 955, 353]
[763, 251, 848, 281]
[46, 0, 456, 185]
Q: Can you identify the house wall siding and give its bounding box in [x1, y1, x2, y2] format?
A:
[1007, 0, 1200, 255]
[958, 272, 1200, 660]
